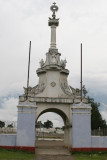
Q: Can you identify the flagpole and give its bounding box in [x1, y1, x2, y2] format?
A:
[27, 41, 31, 100]
[80, 43, 82, 102]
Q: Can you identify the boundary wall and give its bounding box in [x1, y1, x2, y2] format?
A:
[71, 103, 107, 152]
[1, 102, 107, 152]
[0, 102, 36, 152]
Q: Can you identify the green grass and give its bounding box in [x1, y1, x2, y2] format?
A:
[73, 152, 107, 160]
[1, 149, 107, 160]
[0, 148, 35, 160]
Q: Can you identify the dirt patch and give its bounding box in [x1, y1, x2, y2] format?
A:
[35, 140, 74, 160]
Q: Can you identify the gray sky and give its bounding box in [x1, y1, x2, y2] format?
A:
[0, 0, 107, 127]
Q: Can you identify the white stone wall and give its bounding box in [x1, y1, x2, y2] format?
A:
[91, 136, 107, 148]
[0, 134, 16, 146]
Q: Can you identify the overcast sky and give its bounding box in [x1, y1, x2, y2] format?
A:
[0, 0, 107, 127]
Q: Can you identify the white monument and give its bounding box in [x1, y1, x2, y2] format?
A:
[18, 2, 88, 151]
[1, 3, 107, 153]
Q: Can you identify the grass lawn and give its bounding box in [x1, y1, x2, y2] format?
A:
[0, 148, 35, 160]
[74, 152, 107, 160]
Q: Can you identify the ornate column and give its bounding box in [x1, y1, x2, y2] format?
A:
[48, 3, 59, 49]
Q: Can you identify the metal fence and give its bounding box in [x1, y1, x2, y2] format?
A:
[91, 128, 107, 136]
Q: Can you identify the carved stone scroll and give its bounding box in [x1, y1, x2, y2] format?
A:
[60, 82, 72, 96]
[31, 83, 46, 95]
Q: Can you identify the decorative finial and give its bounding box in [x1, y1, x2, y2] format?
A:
[50, 2, 59, 19]
[53, 2, 56, 5]
[48, 3, 59, 49]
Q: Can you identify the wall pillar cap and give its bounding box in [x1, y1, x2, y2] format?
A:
[72, 102, 91, 109]
[17, 100, 36, 108]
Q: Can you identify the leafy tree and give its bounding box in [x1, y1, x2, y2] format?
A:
[36, 121, 43, 128]
[61, 126, 64, 131]
[7, 123, 13, 128]
[43, 120, 53, 129]
[83, 85, 107, 129]
[0, 121, 5, 128]
[55, 127, 61, 130]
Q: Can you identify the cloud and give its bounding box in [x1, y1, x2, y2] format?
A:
[0, 97, 18, 121]
[101, 111, 107, 123]
[98, 102, 107, 123]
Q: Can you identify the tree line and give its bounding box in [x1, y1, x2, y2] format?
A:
[0, 121, 13, 128]
[36, 120, 53, 129]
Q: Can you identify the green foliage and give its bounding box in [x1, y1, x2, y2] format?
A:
[36, 121, 43, 128]
[0, 120, 5, 128]
[83, 85, 107, 130]
[43, 120, 53, 129]
[55, 127, 61, 130]
[61, 126, 64, 131]
[7, 123, 13, 128]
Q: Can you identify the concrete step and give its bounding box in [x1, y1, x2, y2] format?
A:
[36, 148, 71, 156]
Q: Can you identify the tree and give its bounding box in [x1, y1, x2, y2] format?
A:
[36, 121, 43, 128]
[55, 127, 61, 130]
[0, 121, 5, 128]
[7, 123, 13, 128]
[43, 120, 53, 129]
[83, 85, 107, 129]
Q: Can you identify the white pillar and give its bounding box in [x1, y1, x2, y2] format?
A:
[68, 105, 72, 148]
[16, 102, 36, 152]
[50, 25, 56, 48]
[71, 102, 91, 151]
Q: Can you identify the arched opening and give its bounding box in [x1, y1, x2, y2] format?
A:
[35, 108, 70, 149]
[38, 112, 64, 127]
[36, 108, 69, 124]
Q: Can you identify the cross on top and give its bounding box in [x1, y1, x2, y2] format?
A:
[53, 2, 56, 5]
[50, 2, 58, 19]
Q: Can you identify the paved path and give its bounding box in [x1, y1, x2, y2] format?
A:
[35, 140, 74, 160]
[35, 155, 74, 160]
